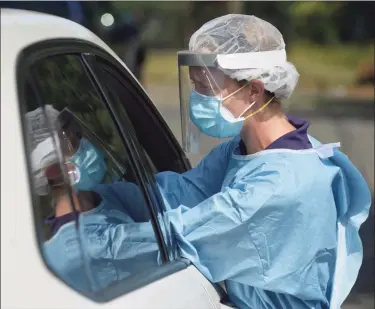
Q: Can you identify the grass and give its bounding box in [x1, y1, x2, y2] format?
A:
[143, 49, 180, 86]
[143, 43, 374, 93]
[287, 43, 374, 90]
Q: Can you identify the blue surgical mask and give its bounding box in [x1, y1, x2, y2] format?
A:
[70, 138, 107, 191]
[189, 89, 253, 139]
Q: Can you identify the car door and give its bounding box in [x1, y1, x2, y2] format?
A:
[16, 39, 229, 309]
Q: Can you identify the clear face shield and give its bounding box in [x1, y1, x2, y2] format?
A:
[178, 50, 287, 157]
[178, 51, 247, 156]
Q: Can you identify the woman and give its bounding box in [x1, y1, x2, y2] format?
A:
[153, 14, 371, 309]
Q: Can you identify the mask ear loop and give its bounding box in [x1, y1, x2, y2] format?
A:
[238, 101, 256, 118]
[243, 96, 274, 120]
[222, 82, 250, 102]
[221, 74, 271, 119]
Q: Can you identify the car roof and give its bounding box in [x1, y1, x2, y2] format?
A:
[1, 8, 123, 66]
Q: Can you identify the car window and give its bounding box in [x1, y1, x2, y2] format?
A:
[91, 60, 180, 259]
[20, 54, 163, 298]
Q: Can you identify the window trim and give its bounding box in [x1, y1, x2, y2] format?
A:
[16, 39, 192, 302]
[79, 54, 169, 262]
[89, 59, 180, 258]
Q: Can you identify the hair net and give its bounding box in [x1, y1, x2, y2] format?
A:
[189, 14, 299, 100]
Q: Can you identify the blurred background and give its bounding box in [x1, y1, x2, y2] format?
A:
[1, 1, 373, 308]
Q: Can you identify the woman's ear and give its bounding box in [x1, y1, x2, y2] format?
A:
[248, 80, 265, 103]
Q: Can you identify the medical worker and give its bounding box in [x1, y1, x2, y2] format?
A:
[153, 14, 371, 309]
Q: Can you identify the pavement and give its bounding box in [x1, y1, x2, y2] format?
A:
[145, 84, 374, 309]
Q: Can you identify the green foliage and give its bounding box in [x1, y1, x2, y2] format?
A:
[288, 3, 342, 44]
[290, 2, 343, 17]
[107, 1, 373, 48]
[288, 43, 374, 88]
[110, 1, 188, 12]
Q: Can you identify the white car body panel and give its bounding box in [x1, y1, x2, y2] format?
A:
[1, 9, 226, 309]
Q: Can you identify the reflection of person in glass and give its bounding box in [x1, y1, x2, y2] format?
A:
[32, 108, 157, 293]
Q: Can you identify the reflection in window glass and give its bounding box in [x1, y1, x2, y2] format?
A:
[96, 66, 179, 260]
[22, 54, 160, 297]
[23, 81, 89, 292]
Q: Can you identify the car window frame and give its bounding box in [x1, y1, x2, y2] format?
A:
[79, 54, 171, 263]
[16, 39, 192, 302]
[84, 55, 180, 259]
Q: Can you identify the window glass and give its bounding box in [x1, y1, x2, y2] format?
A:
[94, 62, 179, 260]
[22, 54, 161, 297]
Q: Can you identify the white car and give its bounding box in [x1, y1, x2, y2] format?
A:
[1, 9, 234, 309]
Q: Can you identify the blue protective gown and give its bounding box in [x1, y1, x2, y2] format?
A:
[155, 135, 371, 309]
[43, 135, 371, 308]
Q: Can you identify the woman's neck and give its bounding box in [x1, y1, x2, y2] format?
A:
[240, 112, 296, 155]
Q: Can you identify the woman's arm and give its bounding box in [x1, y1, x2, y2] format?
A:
[155, 139, 237, 209]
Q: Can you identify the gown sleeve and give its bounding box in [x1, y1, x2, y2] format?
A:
[94, 139, 236, 219]
[155, 140, 235, 209]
